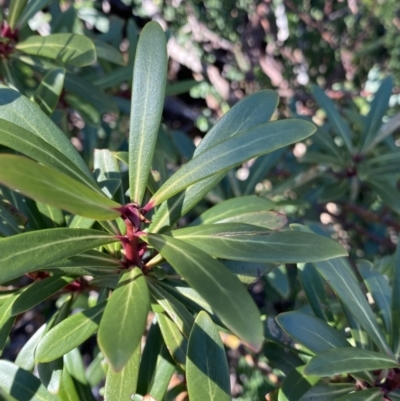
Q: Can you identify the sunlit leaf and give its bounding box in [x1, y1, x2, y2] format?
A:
[16, 34, 96, 67]
[129, 21, 167, 205]
[186, 311, 230, 401]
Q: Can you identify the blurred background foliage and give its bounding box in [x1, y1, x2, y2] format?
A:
[1, 0, 400, 400]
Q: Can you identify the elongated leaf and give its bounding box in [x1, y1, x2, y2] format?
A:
[12, 275, 73, 316]
[17, 0, 52, 29]
[148, 280, 194, 337]
[156, 312, 187, 368]
[215, 211, 286, 230]
[333, 388, 384, 401]
[34, 68, 65, 116]
[298, 384, 356, 401]
[64, 349, 96, 401]
[186, 311, 230, 401]
[0, 360, 60, 401]
[314, 257, 392, 356]
[293, 223, 392, 356]
[148, 91, 279, 232]
[0, 296, 17, 355]
[15, 323, 47, 371]
[263, 343, 303, 376]
[278, 366, 319, 401]
[0, 228, 117, 283]
[145, 233, 263, 352]
[0, 155, 121, 220]
[35, 302, 106, 363]
[171, 223, 346, 263]
[64, 73, 118, 116]
[129, 21, 167, 204]
[16, 34, 96, 67]
[392, 238, 400, 358]
[98, 267, 150, 371]
[93, 39, 126, 65]
[104, 345, 141, 400]
[148, 120, 316, 207]
[59, 368, 81, 401]
[147, 344, 175, 401]
[298, 263, 334, 322]
[360, 76, 393, 153]
[312, 85, 353, 153]
[7, 0, 28, 29]
[276, 312, 350, 353]
[0, 86, 95, 183]
[222, 260, 275, 285]
[358, 260, 391, 335]
[0, 119, 96, 189]
[303, 348, 399, 376]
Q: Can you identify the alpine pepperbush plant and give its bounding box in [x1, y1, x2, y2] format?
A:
[0, 13, 349, 401]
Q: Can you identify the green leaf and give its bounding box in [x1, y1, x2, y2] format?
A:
[0, 296, 17, 355]
[391, 238, 400, 358]
[278, 366, 319, 401]
[0, 228, 117, 283]
[148, 280, 194, 337]
[145, 233, 263, 352]
[358, 260, 391, 336]
[276, 312, 350, 353]
[298, 263, 334, 323]
[171, 223, 346, 263]
[263, 343, 303, 376]
[11, 274, 73, 316]
[0, 155, 121, 220]
[148, 91, 279, 232]
[222, 260, 275, 286]
[311, 85, 353, 153]
[129, 21, 167, 205]
[149, 119, 316, 207]
[93, 39, 126, 65]
[0, 360, 60, 401]
[35, 302, 106, 363]
[15, 323, 47, 371]
[0, 86, 94, 183]
[186, 311, 230, 401]
[267, 265, 290, 298]
[360, 76, 393, 154]
[0, 119, 96, 190]
[64, 73, 118, 116]
[7, 0, 28, 29]
[34, 68, 65, 116]
[313, 257, 392, 356]
[59, 368, 81, 401]
[15, 0, 51, 29]
[16, 34, 96, 67]
[104, 345, 141, 400]
[333, 388, 384, 401]
[303, 348, 399, 376]
[98, 267, 150, 371]
[298, 384, 356, 401]
[156, 312, 187, 368]
[209, 210, 286, 230]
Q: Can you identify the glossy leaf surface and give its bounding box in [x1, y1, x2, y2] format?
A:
[0, 228, 117, 283]
[171, 223, 346, 263]
[35, 302, 106, 363]
[129, 21, 167, 204]
[98, 267, 150, 371]
[149, 119, 316, 207]
[145, 233, 263, 352]
[186, 311, 230, 401]
[304, 348, 399, 376]
[16, 34, 96, 67]
[0, 360, 60, 401]
[0, 155, 121, 220]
